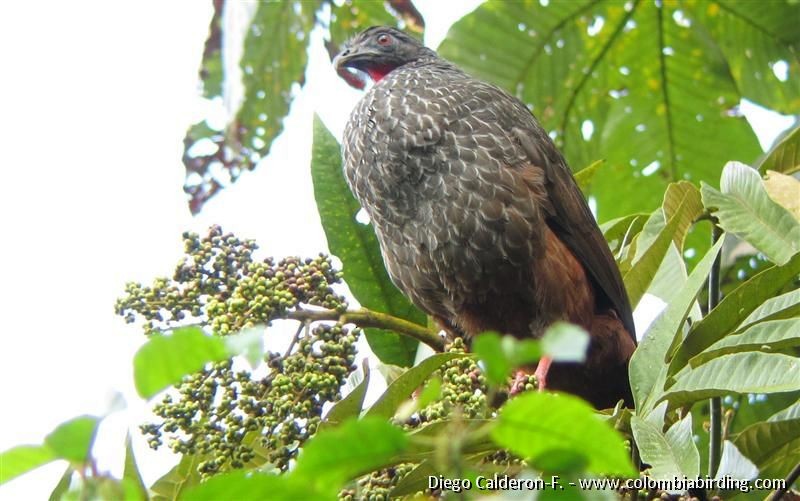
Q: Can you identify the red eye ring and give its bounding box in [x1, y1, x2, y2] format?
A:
[377, 34, 391, 46]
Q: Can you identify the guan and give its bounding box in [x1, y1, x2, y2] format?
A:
[334, 27, 636, 409]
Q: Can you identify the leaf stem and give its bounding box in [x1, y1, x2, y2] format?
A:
[287, 307, 444, 352]
[708, 224, 724, 478]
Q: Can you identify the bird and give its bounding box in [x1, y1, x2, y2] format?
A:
[333, 26, 636, 409]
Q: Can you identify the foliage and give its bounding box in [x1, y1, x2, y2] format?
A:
[3, 1, 800, 500]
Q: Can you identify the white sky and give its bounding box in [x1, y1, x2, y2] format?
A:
[0, 1, 791, 498]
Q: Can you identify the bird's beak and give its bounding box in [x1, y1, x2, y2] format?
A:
[332, 48, 353, 71]
[334, 46, 380, 72]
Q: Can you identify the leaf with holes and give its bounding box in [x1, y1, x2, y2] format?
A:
[183, 1, 319, 213]
[439, 0, 775, 220]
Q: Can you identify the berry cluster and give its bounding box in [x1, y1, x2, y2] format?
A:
[116, 226, 357, 475]
[339, 463, 415, 501]
[418, 337, 488, 422]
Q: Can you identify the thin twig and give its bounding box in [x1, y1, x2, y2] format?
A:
[287, 307, 444, 352]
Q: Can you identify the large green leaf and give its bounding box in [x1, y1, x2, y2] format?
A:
[668, 252, 800, 376]
[600, 213, 649, 256]
[0, 445, 56, 485]
[630, 412, 699, 480]
[122, 433, 147, 501]
[734, 418, 800, 480]
[150, 454, 203, 501]
[623, 182, 704, 308]
[182, 471, 319, 501]
[311, 116, 425, 366]
[293, 417, 408, 492]
[321, 362, 371, 430]
[740, 287, 800, 328]
[492, 392, 635, 477]
[183, 1, 319, 213]
[701, 162, 800, 264]
[439, 0, 767, 220]
[133, 326, 228, 399]
[688, 318, 800, 367]
[629, 237, 724, 412]
[661, 352, 800, 407]
[759, 123, 800, 175]
[695, 1, 800, 114]
[44, 416, 100, 464]
[0, 416, 100, 485]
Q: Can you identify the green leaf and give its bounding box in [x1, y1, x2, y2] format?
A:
[696, 3, 800, 114]
[630, 412, 699, 480]
[661, 182, 704, 251]
[133, 326, 228, 399]
[321, 361, 371, 429]
[759, 124, 800, 175]
[715, 440, 758, 481]
[390, 460, 437, 498]
[149, 454, 203, 501]
[44, 415, 100, 464]
[366, 353, 469, 419]
[688, 318, 800, 367]
[293, 417, 408, 491]
[764, 169, 800, 220]
[573, 159, 604, 193]
[439, 0, 764, 220]
[48, 467, 74, 501]
[769, 400, 800, 422]
[740, 287, 800, 328]
[0, 445, 56, 485]
[122, 433, 148, 501]
[492, 392, 635, 477]
[183, 1, 319, 213]
[661, 353, 800, 407]
[311, 115, 424, 366]
[399, 419, 497, 462]
[734, 418, 800, 480]
[472, 332, 541, 386]
[623, 182, 704, 308]
[415, 376, 442, 410]
[701, 161, 800, 264]
[600, 213, 649, 256]
[182, 471, 319, 501]
[668, 252, 800, 376]
[630, 237, 724, 412]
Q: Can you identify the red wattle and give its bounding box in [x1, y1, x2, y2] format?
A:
[366, 65, 392, 82]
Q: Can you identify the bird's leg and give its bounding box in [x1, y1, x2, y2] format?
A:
[534, 356, 552, 391]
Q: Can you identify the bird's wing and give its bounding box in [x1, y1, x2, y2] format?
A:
[511, 124, 636, 341]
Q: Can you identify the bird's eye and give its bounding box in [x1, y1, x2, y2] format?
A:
[377, 34, 392, 46]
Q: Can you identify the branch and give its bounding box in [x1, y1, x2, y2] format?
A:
[287, 307, 444, 352]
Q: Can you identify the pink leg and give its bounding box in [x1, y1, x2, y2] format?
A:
[534, 356, 552, 391]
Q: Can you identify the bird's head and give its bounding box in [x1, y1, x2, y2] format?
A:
[334, 26, 433, 83]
